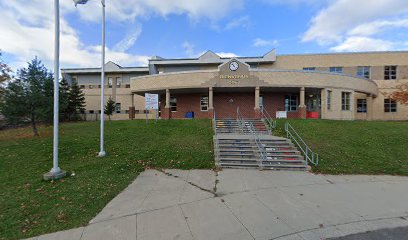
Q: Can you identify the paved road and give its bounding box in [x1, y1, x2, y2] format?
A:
[329, 226, 408, 240]
[28, 169, 408, 240]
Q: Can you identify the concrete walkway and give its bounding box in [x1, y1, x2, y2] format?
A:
[28, 169, 408, 240]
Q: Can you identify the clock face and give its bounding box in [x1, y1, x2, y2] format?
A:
[229, 61, 239, 71]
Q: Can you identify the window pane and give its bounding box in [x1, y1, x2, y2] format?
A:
[170, 96, 177, 112]
[200, 96, 209, 111]
[285, 95, 298, 112]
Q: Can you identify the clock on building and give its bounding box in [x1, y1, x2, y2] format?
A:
[229, 61, 239, 71]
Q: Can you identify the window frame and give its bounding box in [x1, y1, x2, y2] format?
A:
[170, 96, 177, 112]
[284, 95, 298, 112]
[108, 77, 113, 88]
[115, 103, 121, 114]
[327, 90, 332, 111]
[116, 77, 122, 87]
[384, 99, 397, 113]
[357, 66, 370, 79]
[330, 67, 343, 74]
[341, 92, 351, 111]
[384, 66, 397, 80]
[200, 95, 209, 112]
[356, 99, 367, 113]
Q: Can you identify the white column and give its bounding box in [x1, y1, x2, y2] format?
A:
[299, 87, 306, 107]
[209, 87, 213, 109]
[255, 86, 260, 109]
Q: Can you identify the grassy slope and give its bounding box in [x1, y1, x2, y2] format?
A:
[0, 120, 213, 240]
[274, 119, 408, 176]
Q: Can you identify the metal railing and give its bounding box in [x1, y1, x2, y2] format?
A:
[260, 107, 277, 130]
[213, 111, 220, 165]
[285, 122, 319, 167]
[236, 107, 267, 169]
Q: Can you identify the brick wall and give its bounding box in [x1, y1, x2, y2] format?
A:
[160, 92, 301, 119]
[213, 92, 255, 119]
[159, 93, 210, 119]
[262, 93, 301, 119]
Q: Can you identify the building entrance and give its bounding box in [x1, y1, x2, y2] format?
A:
[213, 92, 255, 119]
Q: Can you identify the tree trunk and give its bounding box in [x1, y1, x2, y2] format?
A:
[31, 112, 39, 137]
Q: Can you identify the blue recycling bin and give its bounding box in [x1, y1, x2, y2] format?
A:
[185, 112, 194, 119]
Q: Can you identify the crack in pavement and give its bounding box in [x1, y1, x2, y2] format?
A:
[159, 168, 219, 197]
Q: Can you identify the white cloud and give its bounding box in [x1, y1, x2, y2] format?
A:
[75, 0, 244, 23]
[182, 41, 196, 58]
[225, 16, 251, 30]
[302, 0, 408, 52]
[217, 52, 239, 58]
[261, 0, 326, 6]
[253, 38, 279, 47]
[182, 41, 238, 58]
[348, 19, 408, 37]
[0, 0, 244, 71]
[330, 37, 396, 52]
[113, 25, 143, 52]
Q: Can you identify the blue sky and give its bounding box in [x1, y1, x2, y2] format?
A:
[1, 0, 408, 71]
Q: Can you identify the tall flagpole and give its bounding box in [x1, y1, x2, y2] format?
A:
[44, 0, 66, 180]
[98, 0, 106, 157]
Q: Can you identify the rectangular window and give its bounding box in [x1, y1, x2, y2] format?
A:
[170, 96, 177, 112]
[357, 66, 370, 79]
[341, 92, 351, 111]
[108, 77, 113, 88]
[72, 77, 77, 84]
[384, 99, 397, 112]
[330, 67, 343, 73]
[303, 67, 316, 71]
[115, 103, 121, 113]
[284, 95, 298, 112]
[98, 85, 101, 88]
[89, 110, 94, 114]
[116, 77, 122, 87]
[259, 95, 264, 109]
[357, 99, 367, 113]
[327, 90, 332, 110]
[384, 66, 397, 80]
[80, 85, 85, 89]
[125, 84, 131, 88]
[200, 96, 209, 111]
[89, 85, 94, 89]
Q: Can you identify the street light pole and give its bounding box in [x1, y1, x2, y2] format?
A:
[98, 0, 106, 157]
[43, 0, 66, 180]
[73, 0, 106, 157]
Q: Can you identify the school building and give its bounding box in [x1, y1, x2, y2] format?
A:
[61, 50, 408, 121]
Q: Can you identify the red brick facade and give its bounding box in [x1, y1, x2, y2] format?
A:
[159, 91, 303, 119]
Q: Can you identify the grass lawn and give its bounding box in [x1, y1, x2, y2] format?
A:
[0, 120, 214, 240]
[274, 119, 408, 176]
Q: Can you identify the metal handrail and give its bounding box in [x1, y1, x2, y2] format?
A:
[236, 107, 267, 169]
[213, 111, 221, 165]
[260, 107, 277, 130]
[285, 122, 319, 167]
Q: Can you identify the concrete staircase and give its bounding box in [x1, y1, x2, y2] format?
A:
[214, 119, 308, 171]
[216, 119, 270, 135]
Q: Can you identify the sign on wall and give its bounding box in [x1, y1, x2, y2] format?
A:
[145, 93, 159, 110]
[276, 111, 288, 119]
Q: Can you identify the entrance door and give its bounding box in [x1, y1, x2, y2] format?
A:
[213, 92, 255, 119]
[306, 94, 321, 118]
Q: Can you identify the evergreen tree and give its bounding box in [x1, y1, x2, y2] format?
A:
[67, 81, 86, 120]
[59, 78, 70, 121]
[0, 50, 12, 101]
[104, 97, 116, 121]
[0, 57, 54, 136]
[0, 50, 12, 84]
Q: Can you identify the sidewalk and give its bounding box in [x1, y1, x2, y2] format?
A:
[28, 169, 408, 240]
